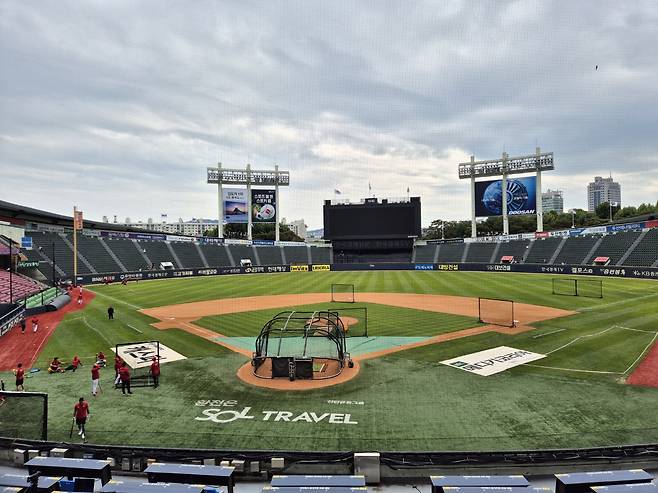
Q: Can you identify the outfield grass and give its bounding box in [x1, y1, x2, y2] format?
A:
[2, 271, 658, 451]
[195, 301, 481, 337]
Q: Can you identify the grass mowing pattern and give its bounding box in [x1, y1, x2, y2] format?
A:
[1, 271, 657, 451]
[195, 302, 480, 337]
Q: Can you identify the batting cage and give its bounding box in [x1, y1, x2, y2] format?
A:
[115, 341, 161, 388]
[478, 297, 515, 327]
[552, 278, 603, 298]
[331, 283, 355, 303]
[0, 391, 48, 440]
[252, 310, 353, 380]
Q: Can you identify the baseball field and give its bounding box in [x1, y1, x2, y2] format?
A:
[2, 270, 658, 451]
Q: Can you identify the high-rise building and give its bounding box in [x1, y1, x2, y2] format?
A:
[542, 189, 564, 213]
[587, 176, 621, 212]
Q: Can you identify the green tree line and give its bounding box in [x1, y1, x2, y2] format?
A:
[424, 201, 658, 239]
[204, 222, 304, 241]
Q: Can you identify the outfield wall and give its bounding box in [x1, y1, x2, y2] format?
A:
[71, 262, 658, 285]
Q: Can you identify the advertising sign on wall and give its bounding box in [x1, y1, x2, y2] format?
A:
[251, 189, 276, 223]
[223, 188, 248, 224]
[441, 346, 546, 376]
[475, 177, 537, 217]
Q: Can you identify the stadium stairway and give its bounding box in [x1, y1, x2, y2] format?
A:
[465, 242, 496, 263]
[30, 231, 91, 278]
[228, 245, 254, 265]
[59, 234, 96, 273]
[414, 245, 437, 263]
[622, 228, 658, 266]
[75, 235, 121, 274]
[256, 246, 284, 265]
[104, 238, 151, 271]
[283, 246, 310, 265]
[585, 231, 642, 265]
[553, 235, 601, 265]
[198, 243, 232, 267]
[137, 240, 176, 269]
[436, 242, 465, 262]
[99, 237, 127, 271]
[170, 242, 206, 269]
[525, 237, 563, 264]
[165, 242, 184, 269]
[496, 239, 530, 263]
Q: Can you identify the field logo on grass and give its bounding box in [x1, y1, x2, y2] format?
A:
[115, 342, 186, 369]
[441, 346, 545, 376]
[194, 399, 358, 425]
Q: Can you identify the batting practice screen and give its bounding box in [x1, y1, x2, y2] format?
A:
[0, 391, 48, 440]
[478, 298, 515, 327]
[553, 278, 603, 298]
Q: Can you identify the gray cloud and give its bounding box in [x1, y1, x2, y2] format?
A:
[1, 0, 657, 229]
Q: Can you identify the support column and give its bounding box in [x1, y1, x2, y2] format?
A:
[217, 162, 223, 238]
[275, 164, 280, 243]
[247, 163, 252, 240]
[470, 156, 477, 238]
[501, 152, 509, 235]
[535, 147, 543, 232]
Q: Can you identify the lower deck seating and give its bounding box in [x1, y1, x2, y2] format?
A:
[623, 228, 658, 266]
[0, 270, 44, 303]
[525, 237, 563, 264]
[170, 242, 206, 268]
[554, 235, 600, 265]
[199, 244, 233, 267]
[104, 238, 150, 271]
[283, 246, 309, 264]
[414, 245, 437, 262]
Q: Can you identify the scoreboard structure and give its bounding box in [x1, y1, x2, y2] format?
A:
[323, 197, 421, 257]
[458, 147, 554, 237]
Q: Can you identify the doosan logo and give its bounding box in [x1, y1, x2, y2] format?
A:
[194, 399, 358, 425]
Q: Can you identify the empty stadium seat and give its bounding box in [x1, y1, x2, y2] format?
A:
[623, 228, 658, 266]
[524, 237, 563, 264]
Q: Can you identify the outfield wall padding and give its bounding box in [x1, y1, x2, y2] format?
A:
[70, 262, 658, 285]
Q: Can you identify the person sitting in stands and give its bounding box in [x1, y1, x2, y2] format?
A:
[96, 351, 107, 367]
[48, 357, 65, 373]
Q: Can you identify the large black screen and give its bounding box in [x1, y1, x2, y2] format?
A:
[323, 198, 421, 240]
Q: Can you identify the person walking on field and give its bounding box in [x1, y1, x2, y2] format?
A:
[14, 363, 25, 391]
[118, 362, 132, 395]
[31, 317, 38, 333]
[149, 357, 160, 388]
[73, 397, 90, 441]
[107, 306, 114, 320]
[91, 363, 101, 396]
[114, 355, 123, 387]
[20, 318, 26, 334]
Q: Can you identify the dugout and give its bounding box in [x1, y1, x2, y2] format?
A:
[252, 311, 352, 381]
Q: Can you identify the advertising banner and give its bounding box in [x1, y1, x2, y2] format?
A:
[223, 188, 248, 224]
[475, 177, 537, 217]
[251, 189, 276, 223]
[21, 237, 33, 250]
[290, 265, 309, 272]
[253, 239, 275, 246]
[608, 222, 643, 232]
[100, 230, 166, 241]
[311, 264, 330, 271]
[441, 346, 546, 376]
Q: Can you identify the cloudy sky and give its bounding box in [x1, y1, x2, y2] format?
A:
[1, 1, 657, 229]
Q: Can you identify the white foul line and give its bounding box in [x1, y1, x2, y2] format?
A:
[623, 332, 658, 376]
[533, 328, 566, 339]
[127, 324, 143, 334]
[546, 326, 616, 355]
[526, 364, 621, 375]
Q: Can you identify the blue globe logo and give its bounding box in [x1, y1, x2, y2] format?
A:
[482, 180, 530, 215]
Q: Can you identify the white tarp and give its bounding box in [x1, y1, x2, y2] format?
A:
[440, 346, 546, 376]
[115, 342, 186, 369]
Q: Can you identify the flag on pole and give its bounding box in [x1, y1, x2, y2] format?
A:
[368, 182, 372, 193]
[334, 189, 341, 195]
[73, 210, 83, 230]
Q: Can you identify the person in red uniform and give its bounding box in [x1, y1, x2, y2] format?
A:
[48, 357, 64, 373]
[68, 355, 82, 372]
[114, 355, 123, 387]
[118, 362, 132, 395]
[14, 363, 25, 391]
[91, 363, 101, 396]
[149, 357, 160, 388]
[96, 351, 106, 367]
[73, 397, 90, 440]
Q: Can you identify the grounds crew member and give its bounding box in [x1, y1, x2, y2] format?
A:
[20, 317, 26, 334]
[91, 363, 101, 396]
[150, 357, 160, 388]
[107, 306, 114, 320]
[73, 397, 90, 441]
[118, 361, 132, 395]
[14, 363, 25, 391]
